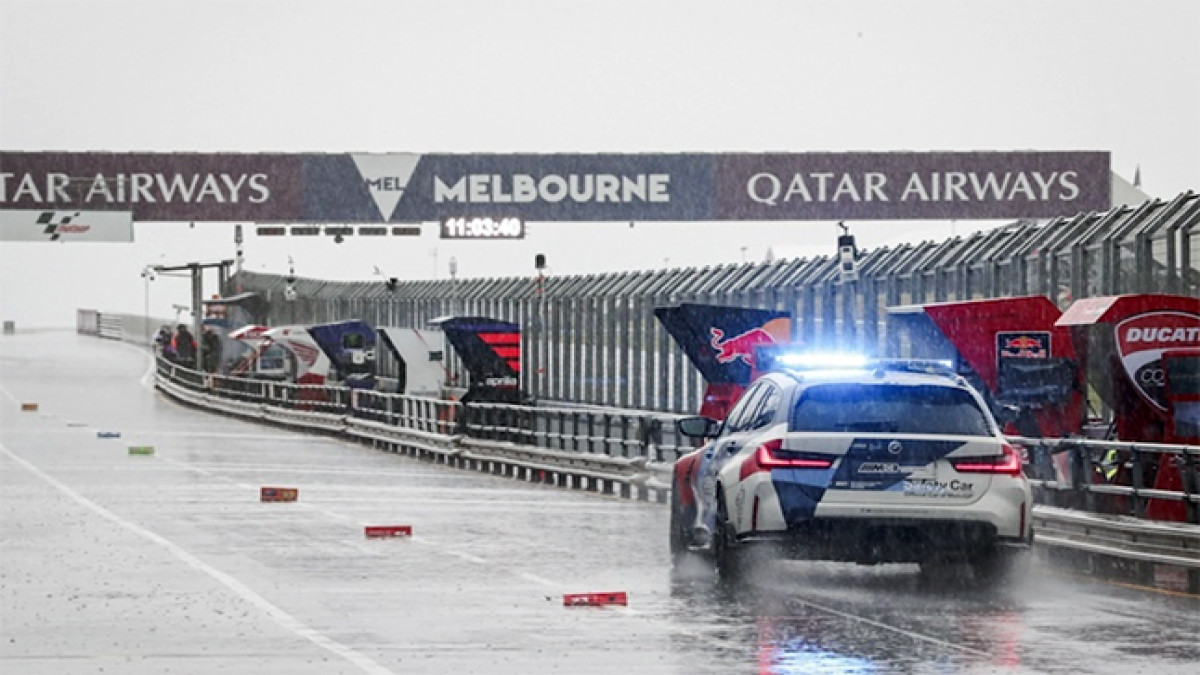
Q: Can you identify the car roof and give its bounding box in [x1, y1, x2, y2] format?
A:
[764, 366, 971, 391]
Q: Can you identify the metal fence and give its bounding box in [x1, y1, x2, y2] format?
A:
[157, 357, 691, 464]
[154, 354, 1200, 527]
[1021, 436, 1200, 525]
[231, 193, 1199, 412]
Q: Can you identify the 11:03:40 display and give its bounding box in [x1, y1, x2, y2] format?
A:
[440, 217, 525, 239]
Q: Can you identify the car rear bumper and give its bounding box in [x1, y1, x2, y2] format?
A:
[738, 518, 1030, 564]
[737, 472, 1031, 540]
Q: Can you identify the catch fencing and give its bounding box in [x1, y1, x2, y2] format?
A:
[230, 192, 1200, 412]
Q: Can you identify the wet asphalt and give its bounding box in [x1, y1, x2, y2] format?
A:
[2, 331, 1197, 674]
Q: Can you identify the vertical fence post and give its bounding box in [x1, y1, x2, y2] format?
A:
[1130, 447, 1147, 519]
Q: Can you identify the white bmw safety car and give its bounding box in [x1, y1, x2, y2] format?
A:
[669, 356, 1033, 580]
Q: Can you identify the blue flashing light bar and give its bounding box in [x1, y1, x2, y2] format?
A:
[776, 351, 869, 370]
[769, 351, 955, 376]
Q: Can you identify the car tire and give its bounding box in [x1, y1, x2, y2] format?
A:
[668, 475, 693, 566]
[714, 491, 748, 581]
[970, 545, 1031, 584]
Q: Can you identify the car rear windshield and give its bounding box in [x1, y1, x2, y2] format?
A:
[790, 384, 992, 436]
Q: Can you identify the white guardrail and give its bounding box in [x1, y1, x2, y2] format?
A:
[155, 370, 676, 503]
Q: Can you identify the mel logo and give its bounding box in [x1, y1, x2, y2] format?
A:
[350, 153, 421, 221]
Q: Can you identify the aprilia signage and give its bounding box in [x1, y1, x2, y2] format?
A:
[1115, 311, 1200, 410]
[1, 151, 1111, 224]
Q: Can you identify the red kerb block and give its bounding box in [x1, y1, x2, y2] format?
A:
[364, 525, 413, 538]
[563, 592, 628, 607]
[260, 487, 298, 502]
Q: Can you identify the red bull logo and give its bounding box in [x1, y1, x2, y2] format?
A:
[997, 331, 1050, 360]
[710, 327, 777, 365]
[1004, 336, 1042, 350]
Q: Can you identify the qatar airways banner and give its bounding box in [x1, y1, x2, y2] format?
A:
[0, 151, 1110, 223]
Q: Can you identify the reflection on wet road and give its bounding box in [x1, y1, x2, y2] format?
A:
[2, 332, 1197, 674]
[668, 555, 1200, 674]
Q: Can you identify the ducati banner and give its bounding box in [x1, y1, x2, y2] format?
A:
[1115, 311, 1200, 410]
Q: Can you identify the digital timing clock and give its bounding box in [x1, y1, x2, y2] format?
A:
[440, 217, 525, 240]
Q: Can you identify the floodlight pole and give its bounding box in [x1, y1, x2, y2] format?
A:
[141, 266, 154, 346]
[192, 266, 203, 364]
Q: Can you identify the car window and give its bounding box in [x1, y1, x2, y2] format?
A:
[723, 383, 767, 434]
[790, 384, 992, 436]
[747, 384, 781, 430]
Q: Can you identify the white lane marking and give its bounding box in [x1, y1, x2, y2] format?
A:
[1, 376, 607, 610]
[286, 495, 568, 580]
[71, 430, 330, 442]
[406, 536, 564, 589]
[182, 463, 470, 476]
[780, 597, 992, 657]
[164, 456, 588, 584]
[516, 571, 561, 588]
[162, 457, 255, 489]
[163, 457, 396, 556]
[0, 380, 22, 405]
[0, 442, 396, 675]
[109, 340, 157, 390]
[0, 428, 338, 445]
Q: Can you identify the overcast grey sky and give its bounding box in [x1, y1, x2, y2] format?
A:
[1, 0, 1197, 327]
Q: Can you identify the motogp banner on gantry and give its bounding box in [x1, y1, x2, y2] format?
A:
[0, 151, 1110, 223]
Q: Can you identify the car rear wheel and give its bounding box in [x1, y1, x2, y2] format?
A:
[714, 491, 749, 581]
[668, 475, 693, 566]
[969, 545, 1031, 584]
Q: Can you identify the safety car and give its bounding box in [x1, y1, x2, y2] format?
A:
[669, 355, 1033, 580]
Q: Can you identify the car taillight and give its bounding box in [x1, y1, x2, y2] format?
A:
[739, 438, 834, 480]
[950, 444, 1023, 476]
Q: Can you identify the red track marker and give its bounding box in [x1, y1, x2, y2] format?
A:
[364, 525, 413, 538]
[563, 592, 628, 607]
[260, 487, 298, 502]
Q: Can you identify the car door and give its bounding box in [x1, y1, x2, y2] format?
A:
[711, 382, 769, 463]
[695, 381, 778, 537]
[715, 382, 785, 523]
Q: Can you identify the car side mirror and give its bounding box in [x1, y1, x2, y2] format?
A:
[678, 416, 721, 438]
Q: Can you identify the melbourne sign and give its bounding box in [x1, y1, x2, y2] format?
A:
[0, 151, 1110, 223]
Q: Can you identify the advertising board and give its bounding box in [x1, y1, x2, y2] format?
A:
[1, 151, 1111, 223]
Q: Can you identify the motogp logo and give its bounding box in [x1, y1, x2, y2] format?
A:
[38, 211, 92, 241]
[1115, 311, 1200, 410]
